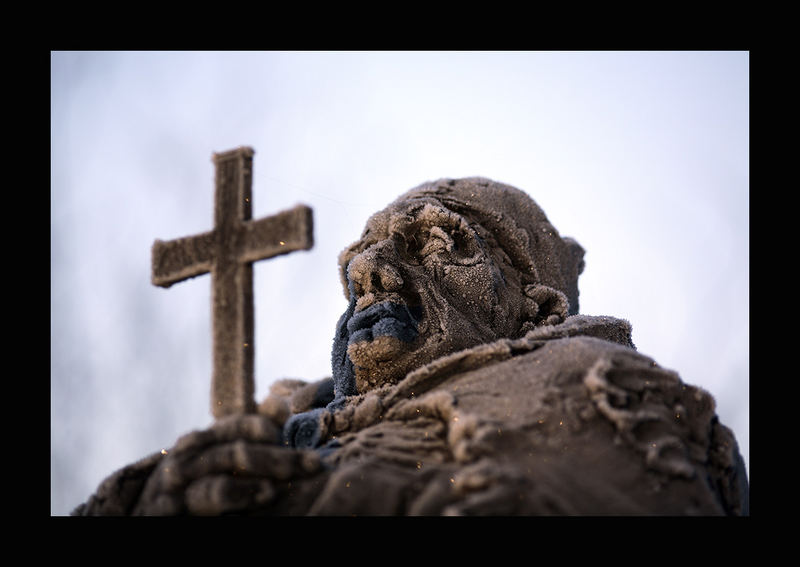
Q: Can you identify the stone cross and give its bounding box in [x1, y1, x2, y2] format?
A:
[151, 147, 313, 418]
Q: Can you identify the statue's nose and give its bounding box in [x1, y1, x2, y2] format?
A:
[347, 246, 404, 298]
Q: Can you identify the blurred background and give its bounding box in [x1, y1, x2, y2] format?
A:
[51, 51, 749, 515]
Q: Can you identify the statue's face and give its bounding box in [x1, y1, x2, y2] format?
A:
[338, 198, 526, 392]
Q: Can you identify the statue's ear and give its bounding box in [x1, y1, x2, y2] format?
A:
[521, 284, 569, 330]
[561, 237, 585, 315]
[563, 237, 585, 276]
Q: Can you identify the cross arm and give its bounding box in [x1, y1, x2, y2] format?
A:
[152, 230, 215, 288]
[238, 204, 314, 263]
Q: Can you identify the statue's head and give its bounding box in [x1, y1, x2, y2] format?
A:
[332, 177, 585, 396]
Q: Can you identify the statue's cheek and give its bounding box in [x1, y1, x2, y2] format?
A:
[437, 262, 499, 320]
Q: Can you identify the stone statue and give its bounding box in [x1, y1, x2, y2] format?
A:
[73, 178, 749, 516]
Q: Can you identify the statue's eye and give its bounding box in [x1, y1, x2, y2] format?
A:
[419, 226, 454, 257]
[401, 224, 473, 263]
[392, 212, 479, 265]
[398, 230, 425, 262]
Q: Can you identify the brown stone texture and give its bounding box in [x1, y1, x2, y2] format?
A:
[74, 175, 747, 516]
[73, 315, 748, 516]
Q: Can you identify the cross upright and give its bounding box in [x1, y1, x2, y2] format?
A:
[151, 147, 313, 419]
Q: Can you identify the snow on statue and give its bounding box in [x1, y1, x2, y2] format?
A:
[74, 177, 749, 515]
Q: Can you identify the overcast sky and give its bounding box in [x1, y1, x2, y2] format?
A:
[50, 51, 749, 515]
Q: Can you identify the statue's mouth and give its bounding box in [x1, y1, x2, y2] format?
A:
[347, 300, 422, 345]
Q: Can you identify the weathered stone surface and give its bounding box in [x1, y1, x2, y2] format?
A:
[75, 176, 748, 516]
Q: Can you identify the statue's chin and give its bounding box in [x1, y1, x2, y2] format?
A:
[348, 336, 418, 392]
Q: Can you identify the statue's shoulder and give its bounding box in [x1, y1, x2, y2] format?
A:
[396, 315, 643, 399]
[272, 319, 749, 516]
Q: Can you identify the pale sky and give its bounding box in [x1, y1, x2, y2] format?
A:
[51, 51, 749, 515]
